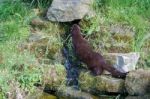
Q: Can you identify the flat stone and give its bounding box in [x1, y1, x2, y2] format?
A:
[79, 71, 125, 93]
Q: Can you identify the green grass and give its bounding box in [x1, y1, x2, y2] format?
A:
[0, 0, 29, 21]
[0, 41, 42, 90]
[0, 0, 42, 98]
[0, 20, 29, 42]
[0, 0, 63, 98]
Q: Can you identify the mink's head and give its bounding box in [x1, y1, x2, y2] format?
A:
[71, 24, 80, 36]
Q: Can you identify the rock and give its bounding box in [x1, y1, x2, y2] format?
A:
[107, 24, 135, 53]
[28, 32, 47, 42]
[79, 71, 125, 93]
[110, 24, 135, 37]
[18, 31, 62, 61]
[125, 69, 150, 95]
[47, 0, 95, 22]
[57, 87, 99, 99]
[18, 18, 64, 64]
[45, 68, 126, 94]
[125, 95, 150, 99]
[104, 52, 140, 73]
[108, 44, 133, 53]
[30, 17, 48, 29]
[43, 64, 66, 86]
[96, 75, 125, 93]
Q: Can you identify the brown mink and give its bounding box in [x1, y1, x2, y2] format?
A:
[71, 24, 126, 78]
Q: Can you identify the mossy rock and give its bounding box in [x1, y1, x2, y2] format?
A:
[125, 69, 150, 95]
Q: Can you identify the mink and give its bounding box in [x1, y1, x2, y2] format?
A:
[71, 24, 126, 78]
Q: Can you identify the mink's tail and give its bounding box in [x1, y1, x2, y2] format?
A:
[102, 64, 127, 79]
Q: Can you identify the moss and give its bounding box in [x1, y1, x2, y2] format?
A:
[79, 71, 96, 91]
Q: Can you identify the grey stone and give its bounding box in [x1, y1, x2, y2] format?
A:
[125, 69, 150, 95]
[47, 0, 95, 22]
[107, 53, 140, 73]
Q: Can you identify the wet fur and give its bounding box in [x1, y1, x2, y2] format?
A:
[71, 24, 126, 78]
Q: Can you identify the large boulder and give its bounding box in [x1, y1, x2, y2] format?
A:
[125, 69, 150, 95]
[47, 0, 95, 22]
